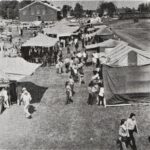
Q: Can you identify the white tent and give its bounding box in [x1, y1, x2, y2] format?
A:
[85, 39, 126, 50]
[22, 33, 58, 47]
[106, 45, 150, 66]
[0, 57, 40, 81]
[43, 19, 79, 37]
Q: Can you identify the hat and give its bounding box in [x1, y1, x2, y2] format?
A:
[22, 87, 26, 91]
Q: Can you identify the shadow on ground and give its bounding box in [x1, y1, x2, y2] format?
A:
[18, 82, 48, 104]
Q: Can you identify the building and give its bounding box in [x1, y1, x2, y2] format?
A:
[19, 1, 61, 22]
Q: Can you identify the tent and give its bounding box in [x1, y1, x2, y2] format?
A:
[95, 26, 114, 40]
[43, 20, 79, 38]
[106, 45, 150, 66]
[96, 27, 113, 36]
[0, 57, 40, 81]
[85, 39, 125, 50]
[103, 64, 150, 104]
[22, 33, 58, 47]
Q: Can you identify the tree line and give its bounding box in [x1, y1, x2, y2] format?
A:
[0, 0, 150, 20]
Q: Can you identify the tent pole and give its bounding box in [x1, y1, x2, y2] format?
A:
[107, 103, 150, 107]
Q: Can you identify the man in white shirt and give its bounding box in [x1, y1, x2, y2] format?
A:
[98, 84, 106, 107]
[20, 87, 32, 119]
[126, 113, 138, 150]
[0, 88, 9, 108]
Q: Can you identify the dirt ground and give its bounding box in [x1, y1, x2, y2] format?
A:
[110, 19, 150, 51]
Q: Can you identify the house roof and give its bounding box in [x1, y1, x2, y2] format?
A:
[19, 1, 60, 12]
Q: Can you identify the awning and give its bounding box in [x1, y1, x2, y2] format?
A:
[22, 33, 58, 47]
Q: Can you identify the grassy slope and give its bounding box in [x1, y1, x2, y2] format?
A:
[0, 65, 150, 149]
[0, 23, 150, 149]
[110, 19, 150, 51]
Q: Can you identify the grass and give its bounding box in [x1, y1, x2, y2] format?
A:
[0, 21, 150, 149]
[0, 63, 150, 150]
[110, 19, 150, 51]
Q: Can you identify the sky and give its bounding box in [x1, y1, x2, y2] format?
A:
[50, 0, 150, 9]
[5, 0, 150, 10]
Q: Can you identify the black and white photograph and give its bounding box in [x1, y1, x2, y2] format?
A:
[0, 0, 150, 149]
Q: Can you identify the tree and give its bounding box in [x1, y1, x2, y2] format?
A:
[19, 0, 34, 9]
[62, 5, 72, 18]
[74, 3, 84, 18]
[138, 3, 150, 12]
[97, 2, 117, 17]
[0, 0, 19, 19]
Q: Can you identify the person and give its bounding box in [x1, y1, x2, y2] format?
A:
[20, 87, 32, 119]
[65, 81, 73, 104]
[16, 83, 22, 105]
[68, 76, 75, 95]
[64, 58, 70, 73]
[82, 50, 88, 64]
[126, 113, 138, 150]
[77, 61, 85, 85]
[56, 59, 64, 74]
[118, 119, 129, 150]
[0, 88, 9, 108]
[98, 83, 106, 107]
[87, 81, 94, 105]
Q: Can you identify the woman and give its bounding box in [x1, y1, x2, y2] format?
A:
[118, 119, 129, 150]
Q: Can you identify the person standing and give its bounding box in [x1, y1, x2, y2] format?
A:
[98, 83, 106, 107]
[0, 88, 9, 108]
[118, 119, 129, 150]
[16, 83, 23, 106]
[20, 88, 32, 119]
[126, 113, 138, 150]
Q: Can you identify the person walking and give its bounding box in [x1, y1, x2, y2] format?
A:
[65, 81, 73, 105]
[126, 113, 138, 150]
[118, 119, 129, 150]
[68, 76, 75, 95]
[20, 87, 32, 119]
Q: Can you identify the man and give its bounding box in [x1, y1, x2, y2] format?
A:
[126, 113, 138, 150]
[16, 82, 22, 105]
[0, 88, 9, 108]
[118, 119, 129, 150]
[20, 87, 32, 119]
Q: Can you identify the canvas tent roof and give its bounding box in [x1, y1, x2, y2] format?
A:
[84, 25, 109, 38]
[85, 39, 125, 50]
[96, 26, 113, 36]
[0, 57, 40, 81]
[43, 20, 79, 37]
[22, 33, 58, 47]
[106, 45, 150, 66]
